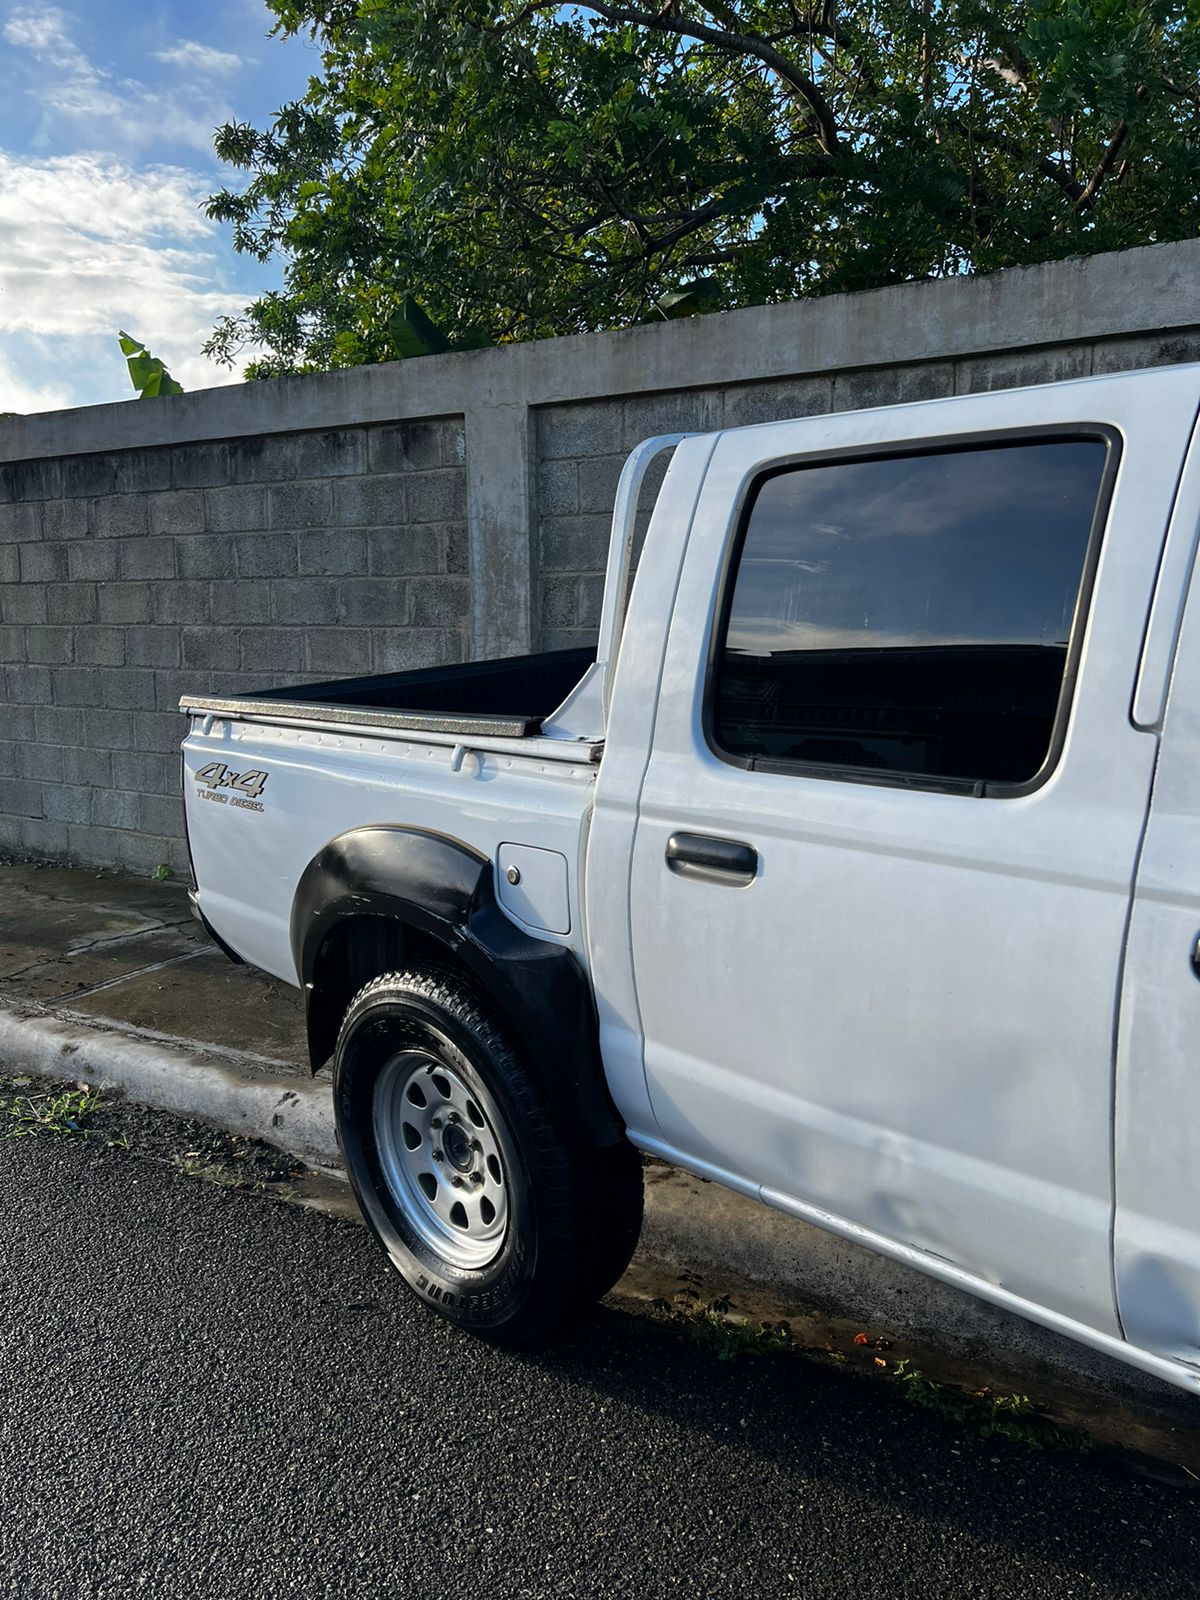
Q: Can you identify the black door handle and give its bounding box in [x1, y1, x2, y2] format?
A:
[665, 833, 758, 884]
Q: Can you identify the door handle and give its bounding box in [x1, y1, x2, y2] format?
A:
[665, 832, 758, 884]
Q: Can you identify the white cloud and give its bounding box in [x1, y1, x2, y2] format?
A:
[154, 40, 246, 76]
[3, 4, 77, 64]
[5, 4, 232, 156]
[0, 152, 248, 409]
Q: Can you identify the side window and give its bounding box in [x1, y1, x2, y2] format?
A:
[711, 436, 1111, 792]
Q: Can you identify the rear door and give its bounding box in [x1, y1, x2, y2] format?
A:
[627, 371, 1199, 1338]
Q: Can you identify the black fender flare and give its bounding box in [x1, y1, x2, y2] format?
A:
[290, 825, 625, 1150]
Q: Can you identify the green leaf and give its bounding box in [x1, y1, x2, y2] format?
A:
[386, 295, 450, 359]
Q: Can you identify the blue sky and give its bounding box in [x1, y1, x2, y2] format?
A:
[0, 0, 317, 413]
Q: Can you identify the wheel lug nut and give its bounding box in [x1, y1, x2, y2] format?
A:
[431, 1116, 442, 1130]
[451, 1176, 464, 1188]
[433, 1149, 444, 1162]
[470, 1138, 482, 1152]
[448, 1112, 460, 1125]
[470, 1171, 483, 1185]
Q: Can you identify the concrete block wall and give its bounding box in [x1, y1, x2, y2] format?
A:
[0, 419, 466, 872]
[3, 238, 1200, 872]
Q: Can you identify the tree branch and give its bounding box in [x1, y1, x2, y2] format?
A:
[574, 0, 843, 154]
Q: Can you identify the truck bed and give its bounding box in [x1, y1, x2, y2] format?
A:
[181, 647, 596, 740]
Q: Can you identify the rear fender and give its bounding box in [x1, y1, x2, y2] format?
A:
[290, 825, 623, 1150]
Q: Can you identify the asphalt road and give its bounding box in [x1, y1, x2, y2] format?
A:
[1, 1132, 1197, 1600]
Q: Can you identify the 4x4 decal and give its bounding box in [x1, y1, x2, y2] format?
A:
[194, 762, 269, 812]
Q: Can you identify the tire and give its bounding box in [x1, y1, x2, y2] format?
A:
[333, 966, 643, 1345]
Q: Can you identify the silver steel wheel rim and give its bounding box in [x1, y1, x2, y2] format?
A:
[373, 1049, 512, 1270]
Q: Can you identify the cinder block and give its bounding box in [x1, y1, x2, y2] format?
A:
[408, 471, 466, 524]
[172, 442, 231, 490]
[296, 429, 366, 478]
[338, 578, 405, 627]
[954, 345, 1092, 395]
[540, 515, 609, 573]
[139, 793, 184, 837]
[576, 457, 622, 516]
[371, 629, 461, 673]
[177, 536, 234, 580]
[115, 451, 173, 494]
[18, 743, 64, 782]
[333, 476, 408, 528]
[80, 713, 133, 755]
[0, 779, 45, 818]
[119, 538, 176, 580]
[46, 583, 97, 624]
[240, 628, 304, 672]
[24, 627, 73, 664]
[4, 664, 52, 703]
[98, 583, 152, 625]
[622, 390, 724, 448]
[0, 459, 60, 502]
[210, 580, 272, 624]
[723, 376, 832, 427]
[235, 532, 297, 579]
[299, 528, 367, 575]
[269, 481, 332, 529]
[148, 490, 205, 537]
[76, 628, 126, 668]
[103, 669, 158, 711]
[151, 581, 211, 625]
[63, 745, 109, 786]
[1091, 333, 1200, 374]
[368, 421, 445, 474]
[366, 528, 440, 576]
[537, 460, 578, 517]
[43, 500, 88, 540]
[206, 485, 268, 534]
[89, 494, 149, 539]
[2, 585, 48, 624]
[832, 361, 954, 413]
[60, 455, 119, 498]
[0, 503, 41, 541]
[124, 626, 180, 668]
[92, 789, 140, 831]
[44, 785, 91, 825]
[132, 710, 184, 753]
[182, 628, 235, 670]
[35, 705, 84, 746]
[271, 578, 336, 625]
[229, 435, 298, 484]
[0, 625, 23, 660]
[541, 576, 581, 628]
[442, 523, 468, 573]
[538, 401, 624, 461]
[408, 577, 468, 628]
[67, 541, 120, 581]
[305, 629, 373, 676]
[19, 543, 68, 582]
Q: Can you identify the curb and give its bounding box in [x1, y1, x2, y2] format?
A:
[0, 1007, 339, 1167]
[4, 1001, 1196, 1460]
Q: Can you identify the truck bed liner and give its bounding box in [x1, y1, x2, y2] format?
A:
[181, 647, 596, 740]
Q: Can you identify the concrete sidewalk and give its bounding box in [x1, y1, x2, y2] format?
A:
[1, 858, 1196, 1463]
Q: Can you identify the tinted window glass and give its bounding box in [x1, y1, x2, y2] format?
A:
[713, 438, 1108, 788]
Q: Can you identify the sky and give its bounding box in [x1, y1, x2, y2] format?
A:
[0, 0, 317, 413]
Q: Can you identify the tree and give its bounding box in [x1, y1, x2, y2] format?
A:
[205, 0, 1200, 377]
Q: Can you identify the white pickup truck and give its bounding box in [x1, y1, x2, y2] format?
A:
[182, 364, 1200, 1392]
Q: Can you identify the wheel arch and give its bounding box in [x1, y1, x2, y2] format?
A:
[291, 825, 625, 1150]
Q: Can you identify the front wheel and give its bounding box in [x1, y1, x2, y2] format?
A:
[333, 967, 643, 1345]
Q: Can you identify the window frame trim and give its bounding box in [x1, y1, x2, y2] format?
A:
[701, 422, 1124, 800]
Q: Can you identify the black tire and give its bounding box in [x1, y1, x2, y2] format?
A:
[333, 966, 643, 1345]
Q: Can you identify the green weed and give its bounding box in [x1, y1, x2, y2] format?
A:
[889, 1359, 1090, 1453]
[0, 1084, 102, 1139]
[653, 1276, 793, 1361]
